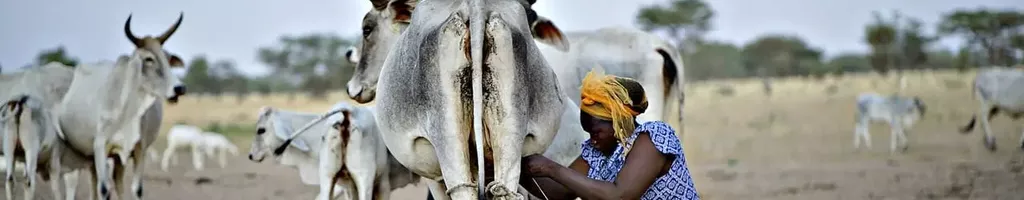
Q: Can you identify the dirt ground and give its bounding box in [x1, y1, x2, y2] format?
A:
[5, 70, 1024, 199]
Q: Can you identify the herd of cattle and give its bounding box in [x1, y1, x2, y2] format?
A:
[3, 0, 1024, 200]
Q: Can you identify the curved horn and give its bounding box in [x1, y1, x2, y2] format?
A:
[157, 12, 184, 44]
[124, 14, 143, 47]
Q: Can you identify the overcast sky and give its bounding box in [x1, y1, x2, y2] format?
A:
[1, 0, 1021, 76]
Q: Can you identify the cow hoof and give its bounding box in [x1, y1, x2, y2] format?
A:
[985, 138, 997, 152]
[901, 145, 909, 153]
[135, 185, 143, 198]
[100, 185, 110, 198]
[486, 182, 523, 200]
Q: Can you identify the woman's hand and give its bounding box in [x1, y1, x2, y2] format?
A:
[522, 154, 559, 178]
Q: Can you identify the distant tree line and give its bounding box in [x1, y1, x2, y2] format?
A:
[638, 0, 1024, 81]
[24, 1, 1024, 99]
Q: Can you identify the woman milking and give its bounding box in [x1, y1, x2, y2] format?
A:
[518, 70, 700, 200]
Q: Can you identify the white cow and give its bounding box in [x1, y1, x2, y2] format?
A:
[0, 61, 170, 200]
[246, 106, 347, 199]
[160, 125, 238, 171]
[338, 0, 587, 199]
[853, 93, 926, 153]
[282, 102, 422, 200]
[55, 13, 186, 200]
[372, 0, 569, 199]
[344, 1, 685, 124]
[959, 67, 1024, 151]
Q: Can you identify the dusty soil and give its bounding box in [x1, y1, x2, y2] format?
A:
[0, 155, 428, 200]
[5, 71, 1024, 200]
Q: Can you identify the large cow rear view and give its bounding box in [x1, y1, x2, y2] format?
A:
[374, 0, 567, 199]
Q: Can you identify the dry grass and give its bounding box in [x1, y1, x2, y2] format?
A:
[143, 68, 1024, 199]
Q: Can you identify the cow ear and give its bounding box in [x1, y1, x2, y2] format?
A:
[370, 0, 388, 10]
[390, 0, 417, 24]
[532, 16, 569, 52]
[168, 54, 184, 68]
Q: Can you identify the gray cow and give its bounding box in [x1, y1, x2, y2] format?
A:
[372, 0, 567, 199]
[959, 67, 1024, 151]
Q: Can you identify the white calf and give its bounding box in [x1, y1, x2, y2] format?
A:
[199, 132, 239, 169]
[854, 92, 926, 153]
[160, 126, 238, 171]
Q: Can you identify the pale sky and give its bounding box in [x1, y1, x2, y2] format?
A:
[1, 0, 1021, 76]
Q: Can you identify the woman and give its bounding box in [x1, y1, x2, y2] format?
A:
[519, 70, 700, 200]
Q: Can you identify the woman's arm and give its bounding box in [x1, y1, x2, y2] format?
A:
[546, 132, 668, 200]
[520, 156, 590, 200]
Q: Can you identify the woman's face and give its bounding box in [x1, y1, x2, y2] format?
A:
[580, 111, 617, 151]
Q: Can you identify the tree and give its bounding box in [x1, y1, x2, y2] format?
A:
[741, 34, 824, 77]
[182, 56, 213, 94]
[256, 33, 357, 99]
[684, 41, 745, 80]
[826, 53, 871, 75]
[938, 8, 1024, 66]
[35, 46, 79, 67]
[635, 0, 714, 52]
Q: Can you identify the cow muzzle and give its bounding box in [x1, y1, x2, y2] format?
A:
[167, 85, 186, 104]
[346, 83, 376, 103]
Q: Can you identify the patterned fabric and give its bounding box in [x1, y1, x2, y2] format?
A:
[580, 121, 700, 200]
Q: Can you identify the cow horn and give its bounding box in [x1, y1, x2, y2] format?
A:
[157, 12, 184, 44]
[124, 14, 143, 47]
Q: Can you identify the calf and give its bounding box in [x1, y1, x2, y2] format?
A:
[161, 125, 238, 171]
[854, 93, 926, 153]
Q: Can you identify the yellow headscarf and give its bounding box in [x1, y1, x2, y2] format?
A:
[579, 69, 648, 151]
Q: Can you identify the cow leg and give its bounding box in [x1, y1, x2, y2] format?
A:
[218, 147, 227, 168]
[191, 143, 204, 171]
[111, 157, 127, 199]
[316, 149, 341, 200]
[4, 118, 17, 200]
[889, 120, 899, 154]
[64, 170, 80, 200]
[130, 142, 146, 199]
[49, 146, 64, 200]
[374, 176, 390, 200]
[973, 90, 998, 151]
[92, 136, 111, 200]
[21, 139, 38, 200]
[1018, 126, 1024, 151]
[160, 138, 179, 172]
[426, 180, 451, 200]
[854, 118, 871, 149]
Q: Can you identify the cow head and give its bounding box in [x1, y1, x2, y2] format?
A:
[346, 0, 417, 103]
[345, 0, 567, 103]
[248, 106, 294, 162]
[123, 13, 187, 104]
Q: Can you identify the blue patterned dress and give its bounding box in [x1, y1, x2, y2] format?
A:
[580, 121, 700, 200]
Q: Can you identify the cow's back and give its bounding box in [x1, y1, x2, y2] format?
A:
[537, 27, 674, 107]
[0, 63, 75, 107]
[975, 68, 1024, 110]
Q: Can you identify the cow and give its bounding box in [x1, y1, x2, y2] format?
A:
[356, 0, 570, 198]
[307, 102, 422, 200]
[0, 58, 169, 200]
[54, 13, 186, 200]
[959, 67, 1024, 151]
[160, 125, 238, 171]
[853, 93, 926, 153]
[246, 106, 347, 199]
[343, 1, 685, 124]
